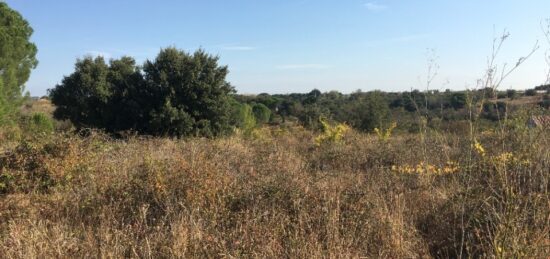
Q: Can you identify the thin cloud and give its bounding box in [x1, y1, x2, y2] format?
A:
[364, 2, 388, 11]
[276, 64, 330, 70]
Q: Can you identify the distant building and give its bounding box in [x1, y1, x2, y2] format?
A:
[527, 115, 550, 128]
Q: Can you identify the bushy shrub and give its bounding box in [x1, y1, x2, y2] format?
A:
[0, 141, 54, 194]
[251, 103, 271, 125]
[231, 102, 256, 134]
[22, 113, 55, 135]
[314, 117, 349, 146]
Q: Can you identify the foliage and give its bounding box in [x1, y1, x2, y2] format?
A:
[49, 56, 112, 129]
[0, 2, 38, 126]
[349, 91, 390, 131]
[534, 84, 550, 91]
[251, 102, 271, 125]
[374, 122, 397, 141]
[22, 113, 55, 135]
[449, 92, 467, 109]
[49, 48, 234, 137]
[524, 89, 537, 96]
[391, 161, 459, 175]
[233, 102, 256, 134]
[314, 117, 349, 146]
[142, 48, 234, 137]
[0, 126, 548, 258]
[506, 89, 518, 99]
[473, 139, 486, 157]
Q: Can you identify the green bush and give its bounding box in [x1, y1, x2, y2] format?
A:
[236, 103, 256, 133]
[25, 113, 55, 135]
[252, 103, 271, 125]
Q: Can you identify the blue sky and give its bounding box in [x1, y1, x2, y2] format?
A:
[5, 0, 550, 96]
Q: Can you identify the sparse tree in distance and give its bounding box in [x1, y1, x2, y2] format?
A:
[525, 89, 537, 96]
[449, 92, 467, 110]
[506, 89, 518, 99]
[347, 91, 390, 131]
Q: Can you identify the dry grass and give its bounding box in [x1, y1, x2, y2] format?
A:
[0, 126, 548, 258]
[488, 95, 544, 106]
[20, 99, 55, 117]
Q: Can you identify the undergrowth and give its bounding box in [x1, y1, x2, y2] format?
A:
[0, 125, 548, 258]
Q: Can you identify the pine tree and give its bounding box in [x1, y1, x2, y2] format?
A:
[0, 2, 38, 125]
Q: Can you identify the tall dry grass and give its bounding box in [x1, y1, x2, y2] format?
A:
[0, 124, 548, 258]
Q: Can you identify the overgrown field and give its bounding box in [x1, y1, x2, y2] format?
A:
[0, 125, 548, 258]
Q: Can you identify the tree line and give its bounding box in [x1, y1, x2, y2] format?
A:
[2, 1, 549, 137]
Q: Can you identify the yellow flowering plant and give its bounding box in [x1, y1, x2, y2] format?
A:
[374, 122, 397, 142]
[314, 117, 350, 146]
[473, 139, 485, 157]
[391, 161, 460, 175]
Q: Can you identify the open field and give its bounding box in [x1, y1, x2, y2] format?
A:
[0, 125, 548, 258]
[1, 2, 550, 258]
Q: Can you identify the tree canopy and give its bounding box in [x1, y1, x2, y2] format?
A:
[0, 2, 38, 125]
[50, 48, 234, 137]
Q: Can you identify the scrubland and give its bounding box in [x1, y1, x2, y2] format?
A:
[0, 123, 548, 258]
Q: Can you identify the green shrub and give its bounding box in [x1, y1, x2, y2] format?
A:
[238, 104, 256, 133]
[252, 103, 271, 125]
[22, 113, 54, 135]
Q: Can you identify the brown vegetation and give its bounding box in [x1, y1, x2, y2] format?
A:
[0, 125, 548, 258]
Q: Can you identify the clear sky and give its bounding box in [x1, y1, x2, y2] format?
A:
[5, 0, 550, 96]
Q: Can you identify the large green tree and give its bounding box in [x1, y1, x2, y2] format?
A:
[49, 56, 144, 132]
[0, 2, 38, 125]
[142, 48, 234, 137]
[50, 48, 234, 137]
[50, 57, 111, 128]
